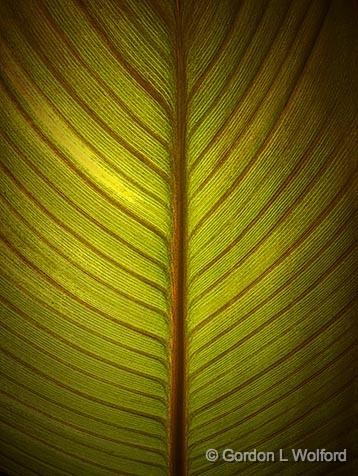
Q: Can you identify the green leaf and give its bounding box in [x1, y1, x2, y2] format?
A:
[0, 0, 357, 475]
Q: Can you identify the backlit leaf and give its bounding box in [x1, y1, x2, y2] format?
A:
[0, 0, 357, 475]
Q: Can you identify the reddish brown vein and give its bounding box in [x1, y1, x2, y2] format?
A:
[2, 394, 164, 467]
[0, 346, 166, 426]
[0, 418, 140, 476]
[0, 296, 166, 391]
[0, 371, 163, 441]
[189, 143, 356, 319]
[0, 153, 167, 284]
[190, 210, 355, 365]
[114, 1, 170, 67]
[1, 1, 356, 474]
[0, 37, 169, 206]
[0, 28, 170, 184]
[169, 1, 188, 474]
[187, 0, 299, 143]
[144, 0, 175, 33]
[187, 0, 246, 104]
[1, 272, 166, 367]
[1, 80, 168, 243]
[1, 322, 163, 404]
[191, 378, 353, 474]
[188, 2, 297, 172]
[0, 235, 167, 347]
[190, 341, 354, 450]
[190, 324, 353, 434]
[1, 196, 166, 317]
[241, 379, 353, 460]
[75, 0, 173, 120]
[190, 297, 356, 419]
[0, 388, 164, 456]
[188, 0, 326, 177]
[188, 274, 356, 433]
[39, 2, 169, 150]
[187, 0, 267, 138]
[0, 442, 72, 476]
[189, 92, 333, 243]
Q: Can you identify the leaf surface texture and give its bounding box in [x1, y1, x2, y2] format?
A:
[0, 0, 357, 475]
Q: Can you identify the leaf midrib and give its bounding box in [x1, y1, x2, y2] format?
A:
[170, 1, 188, 474]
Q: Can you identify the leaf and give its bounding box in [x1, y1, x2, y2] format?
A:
[0, 0, 357, 475]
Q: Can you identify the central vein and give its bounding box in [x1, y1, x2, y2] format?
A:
[170, 0, 188, 474]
